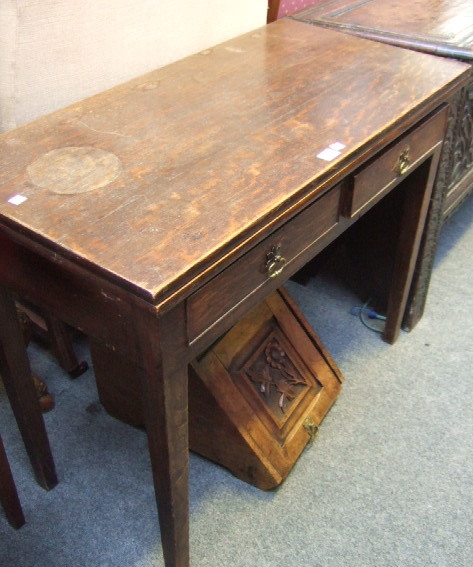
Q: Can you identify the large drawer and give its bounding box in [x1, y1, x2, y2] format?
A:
[186, 184, 341, 342]
[346, 105, 448, 218]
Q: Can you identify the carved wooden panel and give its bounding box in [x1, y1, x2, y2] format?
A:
[233, 328, 323, 442]
[192, 288, 344, 488]
[245, 334, 316, 417]
[444, 76, 473, 195]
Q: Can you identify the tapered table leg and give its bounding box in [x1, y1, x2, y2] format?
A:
[135, 304, 190, 567]
[0, 286, 57, 490]
[383, 151, 440, 344]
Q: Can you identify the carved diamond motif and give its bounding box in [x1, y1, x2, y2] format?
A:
[242, 330, 319, 424]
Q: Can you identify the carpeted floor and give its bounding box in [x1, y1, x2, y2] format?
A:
[1, 193, 472, 567]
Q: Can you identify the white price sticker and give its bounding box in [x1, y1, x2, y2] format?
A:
[8, 194, 28, 206]
[317, 148, 340, 162]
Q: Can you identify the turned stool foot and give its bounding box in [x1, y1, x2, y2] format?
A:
[32, 374, 55, 413]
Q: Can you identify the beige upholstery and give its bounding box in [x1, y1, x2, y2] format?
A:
[0, 0, 267, 132]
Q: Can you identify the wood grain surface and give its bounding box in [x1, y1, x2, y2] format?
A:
[294, 0, 473, 59]
[0, 19, 469, 305]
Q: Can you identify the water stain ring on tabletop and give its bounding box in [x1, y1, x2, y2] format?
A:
[27, 146, 122, 195]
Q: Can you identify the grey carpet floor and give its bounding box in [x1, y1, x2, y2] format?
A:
[1, 193, 472, 567]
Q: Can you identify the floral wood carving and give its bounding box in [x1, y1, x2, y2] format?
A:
[444, 76, 473, 191]
[246, 337, 308, 415]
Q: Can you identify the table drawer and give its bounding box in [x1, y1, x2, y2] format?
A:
[346, 106, 448, 218]
[187, 185, 341, 342]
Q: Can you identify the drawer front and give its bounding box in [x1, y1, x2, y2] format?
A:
[187, 185, 341, 342]
[347, 106, 448, 218]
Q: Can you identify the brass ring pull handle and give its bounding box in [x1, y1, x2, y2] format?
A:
[265, 244, 286, 278]
[396, 147, 410, 175]
[303, 416, 319, 443]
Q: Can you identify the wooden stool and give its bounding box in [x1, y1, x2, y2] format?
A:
[17, 300, 89, 379]
[15, 299, 90, 414]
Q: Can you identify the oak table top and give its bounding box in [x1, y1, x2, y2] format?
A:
[0, 19, 469, 309]
[0, 18, 470, 567]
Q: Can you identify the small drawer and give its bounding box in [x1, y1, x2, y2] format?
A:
[187, 184, 341, 342]
[346, 105, 448, 218]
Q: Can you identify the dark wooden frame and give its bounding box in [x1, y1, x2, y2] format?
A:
[267, 0, 281, 23]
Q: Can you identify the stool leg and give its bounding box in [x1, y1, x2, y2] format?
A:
[42, 314, 88, 378]
[0, 433, 25, 529]
[0, 286, 57, 490]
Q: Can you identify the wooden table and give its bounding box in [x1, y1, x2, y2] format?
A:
[293, 0, 473, 329]
[0, 19, 469, 567]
